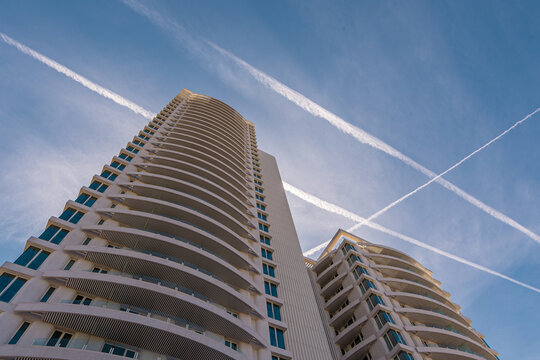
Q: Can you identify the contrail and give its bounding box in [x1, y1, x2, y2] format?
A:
[120, 0, 540, 243]
[0, 32, 155, 120]
[283, 182, 540, 294]
[348, 107, 540, 241]
[210, 42, 540, 245]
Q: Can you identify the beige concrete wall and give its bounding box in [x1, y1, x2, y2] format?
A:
[259, 150, 334, 360]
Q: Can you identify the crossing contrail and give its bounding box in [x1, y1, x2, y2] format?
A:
[283, 182, 540, 294]
[0, 32, 155, 120]
[348, 107, 540, 242]
[121, 0, 539, 245]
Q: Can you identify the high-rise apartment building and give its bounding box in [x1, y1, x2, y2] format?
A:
[0, 89, 331, 360]
[306, 229, 499, 360]
[0, 89, 497, 360]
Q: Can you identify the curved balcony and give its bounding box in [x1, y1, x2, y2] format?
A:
[341, 335, 376, 360]
[60, 245, 259, 307]
[147, 148, 249, 195]
[94, 208, 256, 258]
[66, 242, 258, 291]
[176, 113, 246, 149]
[312, 255, 334, 276]
[129, 166, 251, 217]
[329, 299, 361, 327]
[325, 284, 354, 312]
[184, 101, 247, 133]
[320, 272, 348, 298]
[363, 244, 431, 275]
[381, 278, 454, 308]
[317, 259, 341, 283]
[152, 141, 248, 183]
[43, 269, 263, 335]
[107, 194, 253, 246]
[334, 315, 368, 345]
[140, 155, 249, 201]
[396, 307, 483, 344]
[158, 132, 246, 171]
[0, 344, 133, 360]
[405, 325, 495, 360]
[164, 129, 246, 166]
[366, 253, 436, 281]
[14, 302, 250, 360]
[179, 112, 246, 149]
[154, 138, 247, 179]
[117, 182, 253, 235]
[373, 265, 440, 290]
[170, 122, 245, 160]
[389, 292, 471, 326]
[183, 101, 247, 136]
[417, 345, 489, 360]
[82, 224, 255, 273]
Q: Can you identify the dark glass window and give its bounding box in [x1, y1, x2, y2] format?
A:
[64, 259, 75, 270]
[266, 302, 281, 321]
[269, 327, 285, 349]
[263, 264, 275, 277]
[40, 287, 56, 302]
[14, 246, 39, 267]
[264, 281, 278, 297]
[0, 275, 27, 303]
[27, 250, 50, 270]
[8, 322, 30, 344]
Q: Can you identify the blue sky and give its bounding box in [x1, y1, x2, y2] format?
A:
[0, 0, 539, 358]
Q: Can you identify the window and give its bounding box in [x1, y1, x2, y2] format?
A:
[100, 170, 118, 181]
[259, 223, 269, 232]
[143, 129, 154, 135]
[272, 356, 287, 360]
[59, 208, 85, 224]
[374, 311, 395, 329]
[367, 294, 385, 310]
[110, 161, 126, 170]
[347, 254, 361, 267]
[359, 278, 376, 294]
[102, 343, 137, 358]
[394, 351, 414, 360]
[255, 194, 265, 202]
[266, 302, 281, 321]
[254, 173, 262, 179]
[269, 326, 285, 349]
[263, 263, 275, 277]
[82, 238, 91, 245]
[264, 281, 278, 297]
[256, 203, 266, 211]
[92, 267, 108, 274]
[89, 180, 108, 193]
[46, 330, 72, 347]
[118, 153, 133, 162]
[260, 235, 271, 245]
[0, 273, 26, 302]
[75, 193, 97, 207]
[341, 243, 355, 255]
[255, 186, 264, 194]
[40, 287, 56, 302]
[39, 225, 69, 244]
[254, 179, 263, 186]
[74, 294, 93, 305]
[64, 259, 75, 270]
[257, 212, 267, 221]
[261, 248, 273, 261]
[384, 330, 406, 350]
[226, 310, 238, 318]
[224, 340, 238, 351]
[133, 139, 145, 147]
[352, 265, 369, 280]
[14, 246, 50, 270]
[126, 146, 139, 154]
[8, 322, 30, 344]
[138, 134, 150, 141]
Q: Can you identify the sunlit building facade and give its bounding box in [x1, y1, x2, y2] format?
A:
[0, 89, 332, 360]
[306, 229, 499, 360]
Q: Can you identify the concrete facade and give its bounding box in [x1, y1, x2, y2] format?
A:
[306, 229, 500, 360]
[0, 90, 330, 360]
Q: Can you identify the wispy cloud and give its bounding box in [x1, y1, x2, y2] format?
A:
[348, 107, 540, 242]
[0, 32, 155, 120]
[283, 181, 540, 294]
[119, 0, 539, 245]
